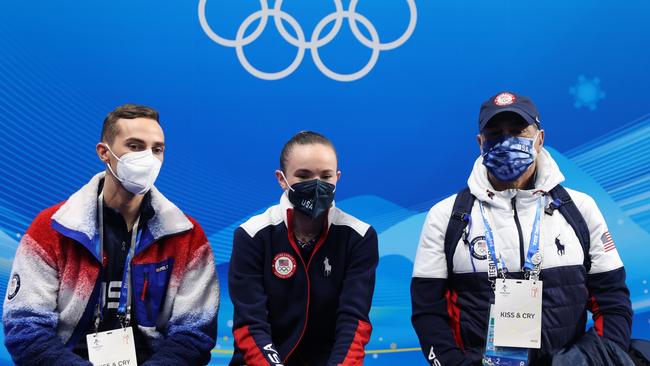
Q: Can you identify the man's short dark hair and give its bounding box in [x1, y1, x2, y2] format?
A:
[101, 104, 160, 143]
[280, 131, 337, 171]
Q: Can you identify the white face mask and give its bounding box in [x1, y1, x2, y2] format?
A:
[104, 144, 162, 195]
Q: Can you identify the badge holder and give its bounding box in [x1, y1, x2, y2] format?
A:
[87, 300, 137, 365]
[484, 267, 531, 366]
[87, 326, 138, 365]
[480, 198, 545, 366]
[483, 305, 530, 366]
[87, 193, 139, 365]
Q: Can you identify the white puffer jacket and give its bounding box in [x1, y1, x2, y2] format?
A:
[411, 148, 632, 365]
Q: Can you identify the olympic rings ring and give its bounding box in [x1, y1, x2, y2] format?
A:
[198, 0, 417, 81]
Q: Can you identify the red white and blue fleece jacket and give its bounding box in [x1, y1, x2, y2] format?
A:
[3, 172, 219, 365]
[229, 193, 378, 366]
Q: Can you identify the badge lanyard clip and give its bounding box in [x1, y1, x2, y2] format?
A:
[528, 265, 541, 283]
[94, 303, 101, 335]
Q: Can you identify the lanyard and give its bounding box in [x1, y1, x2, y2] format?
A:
[96, 192, 141, 331]
[523, 198, 543, 273]
[478, 197, 543, 282]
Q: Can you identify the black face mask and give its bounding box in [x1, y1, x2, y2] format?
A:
[287, 179, 336, 220]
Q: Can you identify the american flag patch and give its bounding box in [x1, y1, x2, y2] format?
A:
[602, 231, 616, 252]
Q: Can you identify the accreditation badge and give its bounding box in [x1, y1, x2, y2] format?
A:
[483, 305, 529, 366]
[492, 279, 543, 349]
[87, 327, 138, 366]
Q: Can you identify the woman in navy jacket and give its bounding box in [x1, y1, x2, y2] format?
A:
[228, 131, 379, 366]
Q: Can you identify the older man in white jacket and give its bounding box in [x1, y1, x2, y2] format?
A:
[410, 92, 632, 366]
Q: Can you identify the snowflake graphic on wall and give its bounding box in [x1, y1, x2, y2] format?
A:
[569, 75, 606, 111]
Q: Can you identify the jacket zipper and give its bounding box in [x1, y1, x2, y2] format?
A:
[284, 241, 324, 363]
[511, 197, 525, 270]
[284, 210, 329, 363]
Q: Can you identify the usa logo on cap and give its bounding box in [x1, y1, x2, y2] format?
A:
[494, 92, 517, 106]
[273, 253, 297, 279]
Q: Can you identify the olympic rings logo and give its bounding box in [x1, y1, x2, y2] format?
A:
[198, 0, 417, 82]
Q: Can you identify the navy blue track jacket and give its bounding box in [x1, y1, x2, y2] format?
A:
[229, 193, 378, 366]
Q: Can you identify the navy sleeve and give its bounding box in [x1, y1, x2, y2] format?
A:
[587, 267, 633, 350]
[4, 308, 92, 366]
[574, 193, 633, 350]
[411, 277, 474, 366]
[229, 227, 282, 366]
[326, 227, 379, 366]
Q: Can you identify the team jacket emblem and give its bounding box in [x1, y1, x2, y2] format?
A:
[273, 253, 297, 279]
[470, 236, 489, 260]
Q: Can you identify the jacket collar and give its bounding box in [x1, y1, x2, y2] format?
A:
[51, 172, 193, 260]
[467, 148, 565, 210]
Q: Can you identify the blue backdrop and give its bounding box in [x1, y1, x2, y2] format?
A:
[0, 0, 649, 364]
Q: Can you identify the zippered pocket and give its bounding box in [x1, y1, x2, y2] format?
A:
[131, 258, 174, 327]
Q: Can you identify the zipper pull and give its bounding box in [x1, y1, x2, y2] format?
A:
[141, 273, 149, 301]
[143, 271, 153, 322]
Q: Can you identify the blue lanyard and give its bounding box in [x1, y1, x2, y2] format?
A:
[97, 192, 141, 329]
[523, 198, 543, 272]
[478, 202, 506, 276]
[478, 197, 543, 277]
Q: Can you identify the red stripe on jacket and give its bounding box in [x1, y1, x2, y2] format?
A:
[446, 289, 465, 350]
[233, 326, 271, 366]
[338, 320, 372, 366]
[589, 295, 604, 337]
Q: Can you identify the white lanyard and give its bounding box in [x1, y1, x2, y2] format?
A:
[96, 191, 140, 331]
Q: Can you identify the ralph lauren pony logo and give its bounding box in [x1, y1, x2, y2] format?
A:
[324, 257, 332, 277]
[555, 235, 565, 256]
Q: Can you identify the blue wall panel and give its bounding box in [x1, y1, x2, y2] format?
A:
[0, 1, 649, 364]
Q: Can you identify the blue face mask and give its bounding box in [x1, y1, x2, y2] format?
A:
[481, 132, 539, 183]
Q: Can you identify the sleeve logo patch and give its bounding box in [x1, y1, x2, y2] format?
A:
[7, 273, 20, 300]
[602, 231, 616, 252]
[470, 236, 488, 260]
